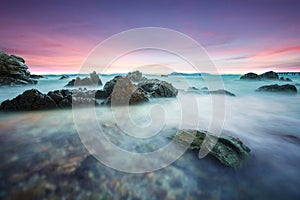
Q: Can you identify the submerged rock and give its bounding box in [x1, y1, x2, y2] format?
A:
[187, 87, 235, 96]
[0, 89, 98, 111]
[0, 50, 38, 86]
[240, 71, 282, 81]
[170, 130, 251, 168]
[30, 74, 44, 79]
[65, 71, 102, 86]
[59, 75, 69, 80]
[138, 78, 178, 97]
[279, 77, 292, 82]
[256, 84, 297, 94]
[206, 89, 235, 96]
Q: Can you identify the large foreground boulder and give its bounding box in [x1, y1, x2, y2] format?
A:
[0, 89, 98, 111]
[65, 71, 102, 87]
[0, 50, 38, 86]
[138, 79, 178, 97]
[256, 84, 297, 94]
[170, 130, 251, 168]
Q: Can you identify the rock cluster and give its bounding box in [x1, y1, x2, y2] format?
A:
[59, 75, 69, 80]
[0, 89, 98, 111]
[169, 130, 251, 168]
[0, 50, 38, 86]
[138, 78, 178, 97]
[256, 84, 297, 94]
[127, 70, 144, 82]
[240, 71, 292, 81]
[65, 71, 102, 86]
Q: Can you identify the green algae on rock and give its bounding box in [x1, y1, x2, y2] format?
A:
[169, 130, 251, 168]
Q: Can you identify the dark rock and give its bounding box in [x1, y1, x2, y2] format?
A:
[0, 50, 38, 86]
[169, 130, 251, 168]
[279, 77, 292, 82]
[208, 89, 235, 96]
[137, 79, 178, 97]
[240, 72, 260, 80]
[95, 90, 109, 99]
[256, 84, 297, 94]
[259, 71, 279, 80]
[30, 74, 44, 79]
[59, 75, 69, 80]
[0, 89, 99, 111]
[103, 76, 148, 105]
[65, 71, 102, 87]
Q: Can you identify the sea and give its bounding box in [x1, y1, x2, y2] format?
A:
[0, 74, 299, 199]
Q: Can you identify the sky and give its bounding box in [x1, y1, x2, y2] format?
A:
[0, 0, 300, 74]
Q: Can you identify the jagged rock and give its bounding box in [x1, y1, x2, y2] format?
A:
[256, 84, 297, 94]
[59, 75, 69, 80]
[127, 70, 143, 82]
[169, 130, 251, 168]
[0, 50, 38, 86]
[0, 89, 98, 111]
[103, 76, 148, 105]
[65, 71, 102, 87]
[240, 72, 260, 80]
[137, 79, 178, 97]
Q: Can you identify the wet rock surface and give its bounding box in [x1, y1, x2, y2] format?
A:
[0, 50, 38, 86]
[65, 71, 102, 86]
[169, 130, 251, 168]
[127, 70, 144, 82]
[0, 89, 98, 111]
[187, 87, 235, 96]
[138, 78, 178, 97]
[256, 84, 297, 94]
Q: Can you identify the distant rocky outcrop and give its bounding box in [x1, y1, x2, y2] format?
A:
[256, 84, 297, 94]
[59, 75, 69, 80]
[169, 130, 251, 168]
[240, 71, 292, 81]
[0, 50, 38, 86]
[0, 89, 98, 111]
[65, 71, 102, 87]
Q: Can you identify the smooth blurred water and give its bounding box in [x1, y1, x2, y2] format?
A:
[0, 74, 300, 199]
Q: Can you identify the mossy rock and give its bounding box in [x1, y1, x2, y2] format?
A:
[169, 130, 251, 168]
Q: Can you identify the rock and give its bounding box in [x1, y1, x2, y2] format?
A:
[279, 77, 292, 82]
[103, 76, 149, 105]
[169, 130, 251, 168]
[95, 90, 109, 99]
[137, 78, 178, 97]
[0, 89, 98, 111]
[0, 50, 38, 86]
[240, 72, 260, 80]
[59, 75, 69, 80]
[208, 89, 235, 96]
[127, 70, 143, 82]
[259, 71, 279, 80]
[240, 71, 280, 81]
[30, 74, 44, 79]
[65, 71, 102, 87]
[256, 84, 297, 94]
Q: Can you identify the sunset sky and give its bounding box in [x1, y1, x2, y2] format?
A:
[1, 0, 300, 74]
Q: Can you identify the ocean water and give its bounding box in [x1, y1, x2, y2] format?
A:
[0, 74, 300, 199]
